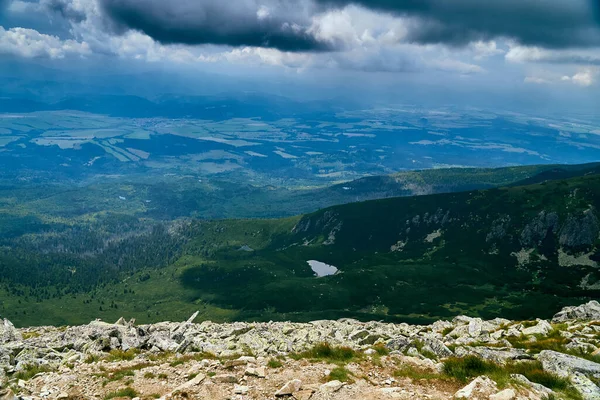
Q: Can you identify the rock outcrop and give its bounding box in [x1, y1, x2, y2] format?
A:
[552, 300, 600, 322]
[2, 303, 600, 399]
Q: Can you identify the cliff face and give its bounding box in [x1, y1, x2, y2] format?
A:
[2, 302, 600, 399]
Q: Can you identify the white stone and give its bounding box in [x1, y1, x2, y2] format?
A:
[320, 380, 345, 393]
[234, 385, 249, 395]
[275, 379, 302, 396]
[454, 376, 497, 399]
[490, 389, 516, 400]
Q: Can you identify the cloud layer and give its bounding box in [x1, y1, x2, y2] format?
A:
[94, 0, 600, 52]
[320, 0, 600, 48]
[99, 0, 334, 52]
[0, 0, 598, 88]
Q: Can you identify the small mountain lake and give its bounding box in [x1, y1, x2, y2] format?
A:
[307, 260, 338, 277]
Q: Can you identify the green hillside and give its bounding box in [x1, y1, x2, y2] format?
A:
[174, 172, 600, 324]
[3, 168, 600, 326]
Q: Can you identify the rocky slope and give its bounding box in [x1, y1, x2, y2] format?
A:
[4, 303, 600, 399]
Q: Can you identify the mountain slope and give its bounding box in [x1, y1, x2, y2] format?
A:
[3, 168, 600, 326]
[177, 172, 600, 323]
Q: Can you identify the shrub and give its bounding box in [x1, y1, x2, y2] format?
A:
[394, 365, 442, 381]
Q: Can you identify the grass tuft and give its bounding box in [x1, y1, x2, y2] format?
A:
[267, 358, 283, 368]
[328, 366, 353, 383]
[103, 387, 138, 400]
[13, 364, 54, 381]
[106, 349, 140, 362]
[290, 343, 361, 365]
[442, 356, 499, 382]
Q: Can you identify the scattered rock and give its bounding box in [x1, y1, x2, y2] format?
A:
[455, 346, 530, 364]
[489, 388, 516, 400]
[522, 320, 553, 336]
[0, 389, 17, 400]
[275, 379, 303, 397]
[172, 373, 206, 393]
[422, 338, 453, 358]
[319, 380, 345, 393]
[0, 319, 21, 344]
[245, 366, 266, 378]
[233, 385, 249, 395]
[570, 372, 600, 400]
[538, 350, 600, 378]
[292, 390, 314, 400]
[510, 374, 553, 395]
[454, 376, 497, 399]
[213, 373, 238, 384]
[553, 301, 600, 323]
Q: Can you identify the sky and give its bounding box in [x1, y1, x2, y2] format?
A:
[0, 0, 599, 112]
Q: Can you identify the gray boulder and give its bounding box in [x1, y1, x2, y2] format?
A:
[0, 319, 21, 344]
[553, 301, 600, 323]
[421, 338, 453, 358]
[456, 346, 530, 364]
[521, 320, 553, 336]
[570, 372, 600, 400]
[538, 350, 600, 378]
[385, 336, 411, 352]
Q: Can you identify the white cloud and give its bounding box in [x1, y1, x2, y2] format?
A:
[469, 41, 505, 59]
[0, 26, 90, 58]
[525, 67, 598, 87]
[506, 45, 600, 65]
[561, 68, 597, 87]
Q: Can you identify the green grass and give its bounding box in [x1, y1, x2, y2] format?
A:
[21, 331, 41, 339]
[442, 356, 500, 382]
[290, 343, 361, 365]
[393, 365, 444, 381]
[372, 344, 390, 356]
[103, 387, 138, 400]
[328, 366, 353, 382]
[106, 349, 140, 362]
[267, 358, 283, 368]
[13, 364, 54, 381]
[85, 354, 102, 364]
[97, 363, 152, 386]
[442, 357, 582, 399]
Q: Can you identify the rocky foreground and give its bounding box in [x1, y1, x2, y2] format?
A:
[4, 303, 600, 399]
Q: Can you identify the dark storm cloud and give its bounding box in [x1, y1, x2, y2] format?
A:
[98, 0, 334, 52]
[96, 0, 600, 52]
[318, 0, 600, 48]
